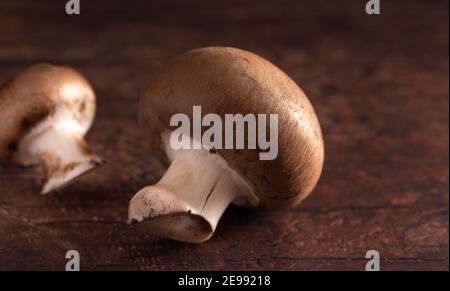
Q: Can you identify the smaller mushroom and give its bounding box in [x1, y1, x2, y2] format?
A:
[0, 64, 105, 194]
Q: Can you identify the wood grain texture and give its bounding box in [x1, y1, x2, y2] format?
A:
[0, 0, 448, 270]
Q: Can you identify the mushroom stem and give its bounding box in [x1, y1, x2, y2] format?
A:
[128, 136, 259, 243]
[14, 119, 105, 194]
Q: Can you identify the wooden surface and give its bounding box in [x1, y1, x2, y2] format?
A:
[0, 0, 448, 271]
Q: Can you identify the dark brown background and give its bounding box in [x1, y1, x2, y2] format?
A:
[0, 0, 448, 271]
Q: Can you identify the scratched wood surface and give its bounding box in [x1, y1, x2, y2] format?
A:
[0, 0, 448, 271]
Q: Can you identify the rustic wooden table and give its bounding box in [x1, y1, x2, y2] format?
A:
[0, 0, 448, 271]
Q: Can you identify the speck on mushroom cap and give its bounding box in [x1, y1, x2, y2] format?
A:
[140, 47, 324, 209]
[0, 63, 96, 160]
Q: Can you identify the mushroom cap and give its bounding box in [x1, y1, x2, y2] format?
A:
[0, 63, 96, 161]
[139, 47, 324, 209]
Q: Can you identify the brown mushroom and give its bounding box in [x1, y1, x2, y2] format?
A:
[0, 63, 105, 194]
[129, 47, 324, 243]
